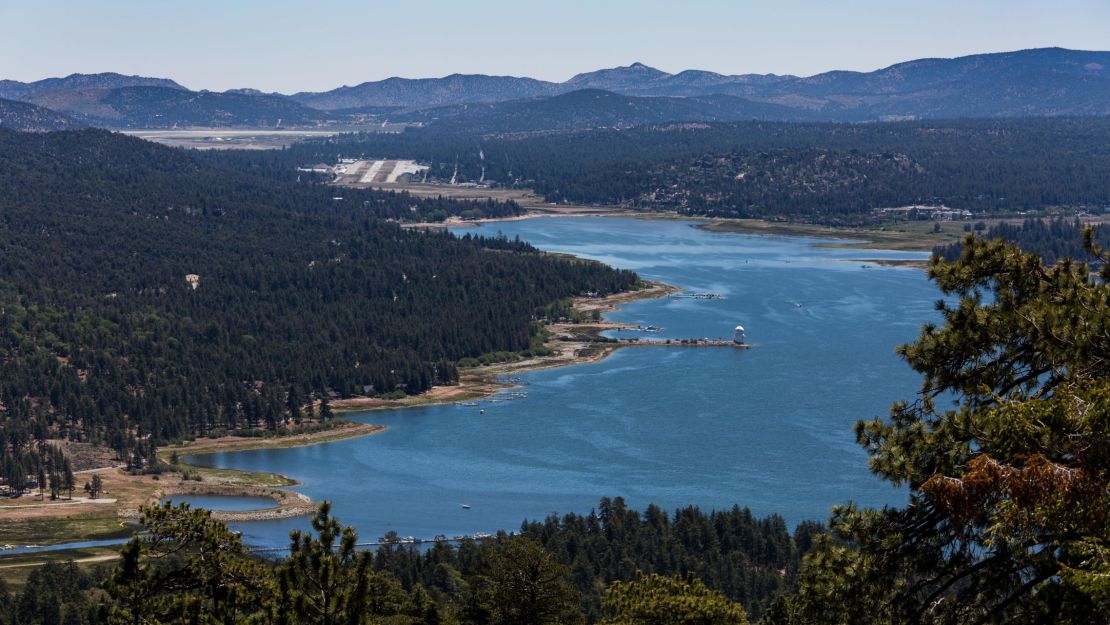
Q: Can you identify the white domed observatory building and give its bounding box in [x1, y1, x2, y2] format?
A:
[733, 324, 746, 345]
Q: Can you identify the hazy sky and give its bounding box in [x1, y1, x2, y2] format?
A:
[3, 0, 1108, 93]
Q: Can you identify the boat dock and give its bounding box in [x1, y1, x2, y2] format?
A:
[614, 337, 750, 348]
[552, 321, 751, 350]
[247, 533, 497, 554]
[671, 292, 727, 300]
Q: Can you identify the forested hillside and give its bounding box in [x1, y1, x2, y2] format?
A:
[0, 97, 85, 131]
[391, 90, 821, 133]
[0, 128, 636, 473]
[264, 117, 1110, 225]
[4, 498, 809, 624]
[6, 229, 1107, 625]
[379, 497, 818, 620]
[934, 217, 1110, 264]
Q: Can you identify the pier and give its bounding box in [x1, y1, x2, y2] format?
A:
[671, 292, 727, 300]
[614, 337, 750, 348]
[552, 322, 750, 350]
[246, 533, 497, 554]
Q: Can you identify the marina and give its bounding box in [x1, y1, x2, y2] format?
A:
[613, 337, 751, 348]
[672, 292, 728, 300]
[615, 324, 665, 333]
[245, 531, 497, 554]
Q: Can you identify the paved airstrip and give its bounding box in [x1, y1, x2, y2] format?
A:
[333, 159, 429, 185]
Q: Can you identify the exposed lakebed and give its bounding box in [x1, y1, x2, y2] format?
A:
[159, 495, 279, 512]
[187, 218, 940, 549]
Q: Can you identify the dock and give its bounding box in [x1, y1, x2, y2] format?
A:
[247, 533, 496, 554]
[614, 337, 750, 348]
[671, 292, 727, 300]
[551, 319, 751, 353]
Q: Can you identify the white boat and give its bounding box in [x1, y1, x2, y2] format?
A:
[460, 504, 471, 509]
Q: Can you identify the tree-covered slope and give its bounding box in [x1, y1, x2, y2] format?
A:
[933, 217, 1110, 264]
[262, 117, 1110, 225]
[397, 89, 819, 133]
[0, 97, 86, 131]
[0, 129, 636, 462]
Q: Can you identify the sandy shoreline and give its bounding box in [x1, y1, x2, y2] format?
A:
[164, 422, 387, 457]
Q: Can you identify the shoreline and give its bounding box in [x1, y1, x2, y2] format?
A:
[123, 483, 315, 523]
[409, 209, 938, 267]
[0, 422, 386, 549]
[0, 281, 679, 549]
[1, 211, 926, 551]
[1, 211, 918, 549]
[164, 421, 387, 458]
[382, 182, 952, 255]
[331, 280, 682, 414]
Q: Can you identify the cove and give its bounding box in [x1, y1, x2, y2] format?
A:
[186, 218, 941, 549]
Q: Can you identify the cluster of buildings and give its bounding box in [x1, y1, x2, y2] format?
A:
[874, 205, 973, 221]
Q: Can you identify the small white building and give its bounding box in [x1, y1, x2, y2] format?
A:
[733, 325, 746, 344]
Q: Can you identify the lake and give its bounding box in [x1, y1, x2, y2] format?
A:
[187, 218, 940, 549]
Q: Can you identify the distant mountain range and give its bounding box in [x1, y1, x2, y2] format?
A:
[291, 74, 561, 110]
[1, 48, 1108, 131]
[24, 86, 327, 128]
[291, 48, 1110, 120]
[395, 89, 824, 133]
[0, 72, 327, 128]
[0, 72, 185, 101]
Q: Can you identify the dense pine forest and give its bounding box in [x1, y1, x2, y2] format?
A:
[0, 128, 636, 476]
[378, 497, 816, 620]
[934, 217, 1110, 264]
[265, 117, 1110, 225]
[1, 498, 812, 625]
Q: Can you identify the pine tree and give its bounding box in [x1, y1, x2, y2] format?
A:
[489, 537, 582, 625]
[276, 502, 372, 625]
[105, 502, 277, 624]
[287, 385, 303, 425]
[63, 460, 75, 500]
[601, 574, 748, 625]
[782, 233, 1110, 624]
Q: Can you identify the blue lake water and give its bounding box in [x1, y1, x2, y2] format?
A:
[187, 218, 941, 549]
